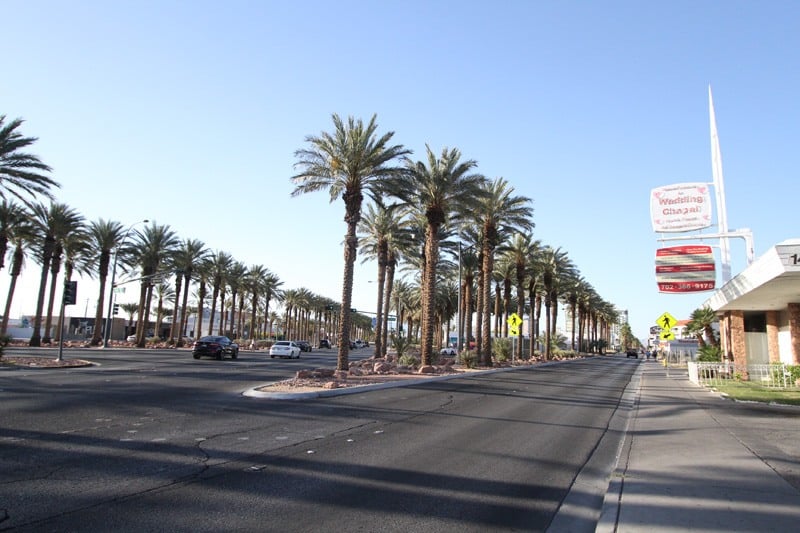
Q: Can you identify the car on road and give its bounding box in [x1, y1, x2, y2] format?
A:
[295, 340, 312, 352]
[270, 341, 301, 359]
[192, 335, 239, 360]
[318, 339, 331, 349]
[626, 349, 638, 358]
[440, 347, 457, 356]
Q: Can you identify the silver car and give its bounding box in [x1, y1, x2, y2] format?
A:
[269, 341, 301, 359]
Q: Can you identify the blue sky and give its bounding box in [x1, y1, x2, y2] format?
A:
[3, 0, 799, 341]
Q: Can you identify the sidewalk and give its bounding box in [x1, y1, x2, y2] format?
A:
[597, 360, 800, 532]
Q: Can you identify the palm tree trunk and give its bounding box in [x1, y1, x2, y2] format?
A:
[178, 274, 191, 346]
[336, 214, 358, 372]
[480, 246, 494, 366]
[29, 237, 55, 347]
[1, 246, 24, 335]
[420, 227, 439, 366]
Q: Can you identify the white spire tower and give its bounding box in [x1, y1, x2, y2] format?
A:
[709, 85, 732, 283]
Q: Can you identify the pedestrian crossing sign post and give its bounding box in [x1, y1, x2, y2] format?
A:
[507, 313, 522, 336]
[656, 311, 677, 341]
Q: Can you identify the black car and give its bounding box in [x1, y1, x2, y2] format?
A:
[192, 335, 239, 360]
[295, 340, 312, 352]
[318, 339, 331, 349]
[626, 349, 638, 359]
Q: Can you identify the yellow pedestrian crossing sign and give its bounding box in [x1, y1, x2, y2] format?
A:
[656, 312, 677, 331]
[508, 313, 522, 336]
[660, 329, 675, 341]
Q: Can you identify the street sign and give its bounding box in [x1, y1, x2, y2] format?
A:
[656, 312, 677, 331]
[507, 313, 522, 336]
[655, 245, 716, 293]
[660, 329, 676, 341]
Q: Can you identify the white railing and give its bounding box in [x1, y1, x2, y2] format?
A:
[688, 362, 798, 389]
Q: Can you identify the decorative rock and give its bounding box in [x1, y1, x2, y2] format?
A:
[322, 382, 339, 389]
[418, 365, 436, 374]
[296, 370, 312, 379]
[373, 362, 393, 374]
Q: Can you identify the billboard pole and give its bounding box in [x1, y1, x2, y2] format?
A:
[709, 85, 732, 283]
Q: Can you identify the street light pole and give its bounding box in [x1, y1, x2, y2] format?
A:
[102, 219, 148, 348]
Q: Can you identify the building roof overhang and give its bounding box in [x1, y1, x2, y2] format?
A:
[704, 239, 800, 312]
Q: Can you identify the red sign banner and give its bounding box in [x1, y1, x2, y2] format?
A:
[655, 245, 716, 293]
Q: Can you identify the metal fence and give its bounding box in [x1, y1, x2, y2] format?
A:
[688, 362, 799, 389]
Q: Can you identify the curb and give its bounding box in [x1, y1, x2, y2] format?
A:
[242, 358, 587, 400]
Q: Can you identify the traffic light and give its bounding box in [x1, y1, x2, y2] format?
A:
[113, 304, 120, 315]
[63, 280, 77, 306]
[350, 308, 357, 313]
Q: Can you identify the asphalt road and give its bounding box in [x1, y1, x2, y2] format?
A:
[0, 349, 638, 532]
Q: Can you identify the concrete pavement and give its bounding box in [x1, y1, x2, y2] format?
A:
[596, 359, 800, 532]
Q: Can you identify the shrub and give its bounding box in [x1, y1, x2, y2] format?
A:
[492, 338, 512, 362]
[460, 350, 478, 369]
[697, 345, 722, 362]
[391, 333, 412, 358]
[398, 353, 419, 368]
[0, 334, 11, 358]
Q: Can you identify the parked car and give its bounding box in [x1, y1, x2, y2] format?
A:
[440, 347, 457, 356]
[353, 339, 367, 349]
[192, 335, 239, 360]
[295, 340, 312, 352]
[318, 339, 331, 349]
[270, 341, 301, 359]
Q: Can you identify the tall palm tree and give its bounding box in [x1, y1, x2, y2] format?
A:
[225, 260, 248, 338]
[206, 251, 232, 335]
[244, 264, 270, 342]
[28, 203, 84, 346]
[538, 245, 574, 359]
[475, 178, 533, 365]
[0, 115, 59, 204]
[357, 201, 408, 358]
[152, 281, 175, 339]
[130, 223, 180, 346]
[0, 202, 35, 334]
[291, 113, 410, 371]
[388, 146, 486, 365]
[86, 219, 126, 345]
[505, 233, 539, 359]
[169, 238, 209, 346]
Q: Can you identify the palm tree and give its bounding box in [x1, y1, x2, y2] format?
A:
[244, 264, 270, 343]
[0, 115, 59, 204]
[388, 146, 486, 365]
[130, 223, 180, 346]
[86, 219, 126, 345]
[505, 233, 539, 359]
[538, 245, 575, 359]
[474, 178, 533, 365]
[206, 251, 232, 335]
[152, 281, 175, 339]
[169, 238, 209, 346]
[28, 203, 84, 346]
[686, 306, 720, 348]
[358, 201, 409, 358]
[0, 202, 35, 334]
[225, 260, 248, 338]
[291, 114, 410, 371]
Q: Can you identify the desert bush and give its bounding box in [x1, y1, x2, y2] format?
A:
[460, 350, 478, 369]
[398, 353, 419, 367]
[391, 333, 412, 358]
[493, 338, 512, 362]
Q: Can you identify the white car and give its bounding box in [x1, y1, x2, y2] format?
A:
[269, 341, 301, 359]
[440, 347, 457, 356]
